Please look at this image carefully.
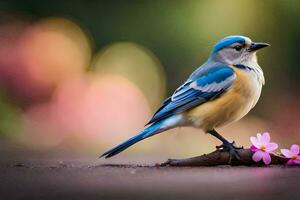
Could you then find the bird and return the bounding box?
[100,35,269,161]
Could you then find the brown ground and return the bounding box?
[1,140,300,200]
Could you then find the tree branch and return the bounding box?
[160,149,288,167]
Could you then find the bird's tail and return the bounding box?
[100,121,165,159]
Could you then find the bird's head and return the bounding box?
[210,35,269,65]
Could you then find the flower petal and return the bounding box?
[256,133,262,143]
[290,144,300,156]
[250,137,260,148]
[250,145,258,152]
[261,132,270,144]
[265,143,278,152]
[252,150,263,162]
[281,149,292,158]
[262,152,271,165]
[292,156,300,164]
[287,159,295,165]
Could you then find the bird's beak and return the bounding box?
[248,42,270,52]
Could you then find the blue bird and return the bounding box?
[101,35,269,161]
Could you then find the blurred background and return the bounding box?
[0,0,299,158]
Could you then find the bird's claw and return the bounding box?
[216,141,242,164]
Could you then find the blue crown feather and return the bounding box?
[212,35,247,54]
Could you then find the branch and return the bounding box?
[160,149,288,167]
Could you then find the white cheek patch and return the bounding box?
[218,50,233,65]
[244,37,252,46]
[190,74,236,92]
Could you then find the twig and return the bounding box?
[161,149,288,167]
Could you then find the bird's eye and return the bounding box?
[234,45,242,51]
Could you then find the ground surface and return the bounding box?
[1,141,300,200]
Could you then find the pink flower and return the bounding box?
[250,132,278,165]
[281,144,300,165]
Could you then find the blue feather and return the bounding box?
[195,67,234,86]
[212,35,246,53]
[147,66,235,125]
[100,121,163,158]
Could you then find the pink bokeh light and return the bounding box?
[20,74,152,150]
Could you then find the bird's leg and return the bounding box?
[208,129,243,163]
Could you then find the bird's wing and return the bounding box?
[146,65,236,125]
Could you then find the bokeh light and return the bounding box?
[19,17,92,93]
[20,74,151,151]
[91,42,166,110]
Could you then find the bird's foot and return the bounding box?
[216,141,243,164]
